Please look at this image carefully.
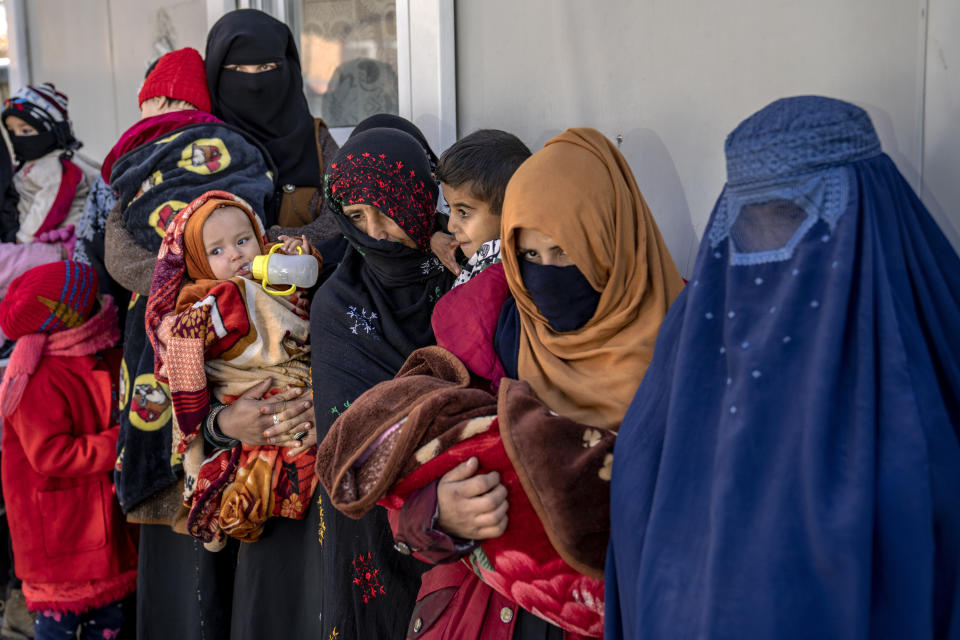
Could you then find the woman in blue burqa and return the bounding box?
[605,95,960,639]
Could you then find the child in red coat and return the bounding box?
[0,261,137,639]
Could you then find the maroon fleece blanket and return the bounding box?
[315,346,614,637]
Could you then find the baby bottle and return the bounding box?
[251,245,318,295]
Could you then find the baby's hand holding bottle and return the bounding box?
[252,242,319,293]
[276,234,313,256]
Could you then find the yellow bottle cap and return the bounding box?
[251,254,267,282]
[252,244,299,296]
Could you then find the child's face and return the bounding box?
[140,96,196,120]
[4,116,38,137]
[442,182,500,259]
[202,206,262,279]
[342,204,417,249]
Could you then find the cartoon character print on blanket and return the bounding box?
[111,124,276,516]
[316,346,614,637]
[147,200,188,237]
[181,139,229,175]
[110,122,276,252]
[115,294,180,512]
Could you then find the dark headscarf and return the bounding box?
[0,137,17,242]
[326,128,438,252]
[605,96,960,639]
[313,127,449,417]
[351,113,439,169]
[205,9,320,188]
[308,127,452,638]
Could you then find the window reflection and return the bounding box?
[295,0,399,127]
[0,2,10,103]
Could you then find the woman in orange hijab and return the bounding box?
[394,127,684,638]
[498,127,684,430]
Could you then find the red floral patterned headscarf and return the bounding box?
[324,127,438,251]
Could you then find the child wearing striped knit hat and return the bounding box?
[2,83,100,245]
[0,260,137,638]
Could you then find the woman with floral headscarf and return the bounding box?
[229,127,453,639]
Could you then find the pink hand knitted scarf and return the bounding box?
[0,296,120,417]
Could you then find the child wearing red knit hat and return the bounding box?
[73,47,219,312]
[138,47,212,116]
[95,42,276,527]
[100,47,218,184]
[0,261,137,639]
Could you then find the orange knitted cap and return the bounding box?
[138,47,212,113]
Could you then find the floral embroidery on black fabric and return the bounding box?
[324,128,438,252]
[347,305,378,335]
[420,256,444,276]
[317,496,326,546]
[351,552,386,604]
[329,401,352,418]
[427,286,444,304]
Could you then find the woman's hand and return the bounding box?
[430,231,461,276]
[287,428,317,457]
[216,378,315,447]
[277,234,314,256]
[436,457,508,540]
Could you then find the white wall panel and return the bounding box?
[24,0,208,161]
[16,0,958,265]
[107,1,209,141]
[455,0,947,275]
[922,0,960,248]
[25,0,118,161]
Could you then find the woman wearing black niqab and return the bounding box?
[206,9,341,235]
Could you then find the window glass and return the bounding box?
[292,0,399,127]
[0,3,10,103]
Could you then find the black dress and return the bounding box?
[231,127,451,639]
[137,526,237,640]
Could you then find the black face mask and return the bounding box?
[519,260,602,332]
[216,66,291,136]
[11,131,59,163]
